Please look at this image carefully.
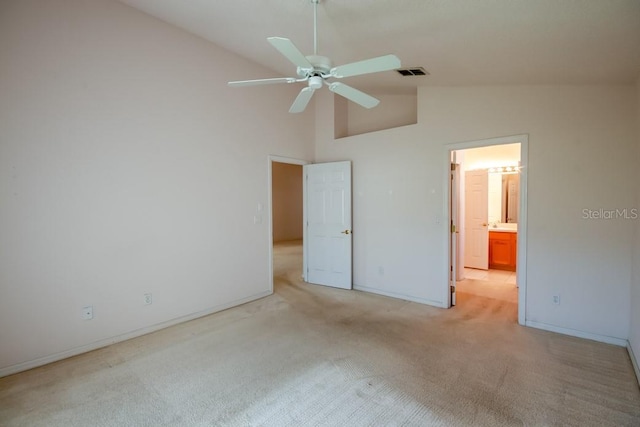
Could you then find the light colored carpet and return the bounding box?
[1,240,639,426]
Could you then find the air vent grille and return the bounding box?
[397,67,429,77]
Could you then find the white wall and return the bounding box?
[315,85,637,343]
[487,173,503,225]
[272,163,303,242]
[629,78,640,377]
[0,0,314,374]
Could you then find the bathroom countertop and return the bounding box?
[489,224,517,233]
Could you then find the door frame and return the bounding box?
[267,155,309,293]
[450,160,461,306]
[444,134,529,325]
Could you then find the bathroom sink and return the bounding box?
[490,223,517,232]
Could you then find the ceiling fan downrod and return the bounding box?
[312,0,319,55]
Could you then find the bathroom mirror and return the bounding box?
[501,174,519,223]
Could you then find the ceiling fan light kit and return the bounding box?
[308,76,323,90]
[227,0,402,113]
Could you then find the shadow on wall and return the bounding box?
[334,90,417,138]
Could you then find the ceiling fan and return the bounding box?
[227,0,401,113]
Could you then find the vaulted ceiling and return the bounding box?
[118,0,640,92]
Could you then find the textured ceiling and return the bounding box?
[118,0,640,91]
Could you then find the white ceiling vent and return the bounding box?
[396,67,429,76]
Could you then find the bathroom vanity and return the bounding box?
[488,226,517,271]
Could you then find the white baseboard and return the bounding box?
[353,284,447,308]
[627,341,640,388]
[525,320,628,347]
[0,290,272,378]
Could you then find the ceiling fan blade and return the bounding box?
[328,82,379,109]
[268,37,313,70]
[228,77,297,87]
[289,87,315,113]
[331,54,401,78]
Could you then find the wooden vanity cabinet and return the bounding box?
[489,231,517,271]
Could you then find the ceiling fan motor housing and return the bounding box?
[305,55,332,75]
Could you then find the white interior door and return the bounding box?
[304,161,352,289]
[464,169,489,270]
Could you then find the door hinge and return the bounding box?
[451,163,456,171]
[451,223,457,233]
[450,285,455,294]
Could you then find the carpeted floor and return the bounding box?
[1,240,639,426]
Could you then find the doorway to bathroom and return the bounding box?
[446,135,528,325]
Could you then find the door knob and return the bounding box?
[341,230,351,235]
[482,223,488,227]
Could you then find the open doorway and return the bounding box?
[268,156,307,294]
[268,157,353,294]
[446,135,528,325]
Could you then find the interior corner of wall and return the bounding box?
[334,95,348,140]
[314,90,335,147]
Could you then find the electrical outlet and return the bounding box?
[552,295,560,305]
[144,293,152,305]
[82,306,93,320]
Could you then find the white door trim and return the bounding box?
[267,155,309,294]
[450,161,461,306]
[443,134,529,326]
